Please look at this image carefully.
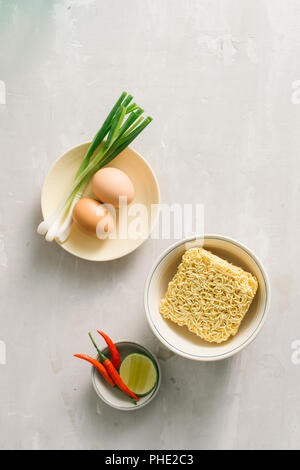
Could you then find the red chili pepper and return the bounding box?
[102,354,139,401]
[74,354,115,387]
[88,333,139,401]
[97,330,121,369]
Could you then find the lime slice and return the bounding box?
[119,353,158,397]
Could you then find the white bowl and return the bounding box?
[41,143,160,261]
[144,235,271,361]
[91,341,161,411]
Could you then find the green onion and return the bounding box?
[37,92,152,242]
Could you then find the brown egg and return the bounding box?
[72,198,114,239]
[92,167,135,208]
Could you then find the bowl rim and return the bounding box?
[40,142,161,262]
[91,341,161,410]
[144,234,271,361]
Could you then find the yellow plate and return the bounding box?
[41,143,160,261]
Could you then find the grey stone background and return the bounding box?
[0,0,299,450]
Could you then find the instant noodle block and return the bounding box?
[159,248,258,343]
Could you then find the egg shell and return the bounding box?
[92,167,135,208]
[72,198,114,239]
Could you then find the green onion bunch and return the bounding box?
[37,92,152,242]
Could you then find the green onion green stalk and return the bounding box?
[37,92,152,242]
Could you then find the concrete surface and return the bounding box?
[0,0,300,450]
